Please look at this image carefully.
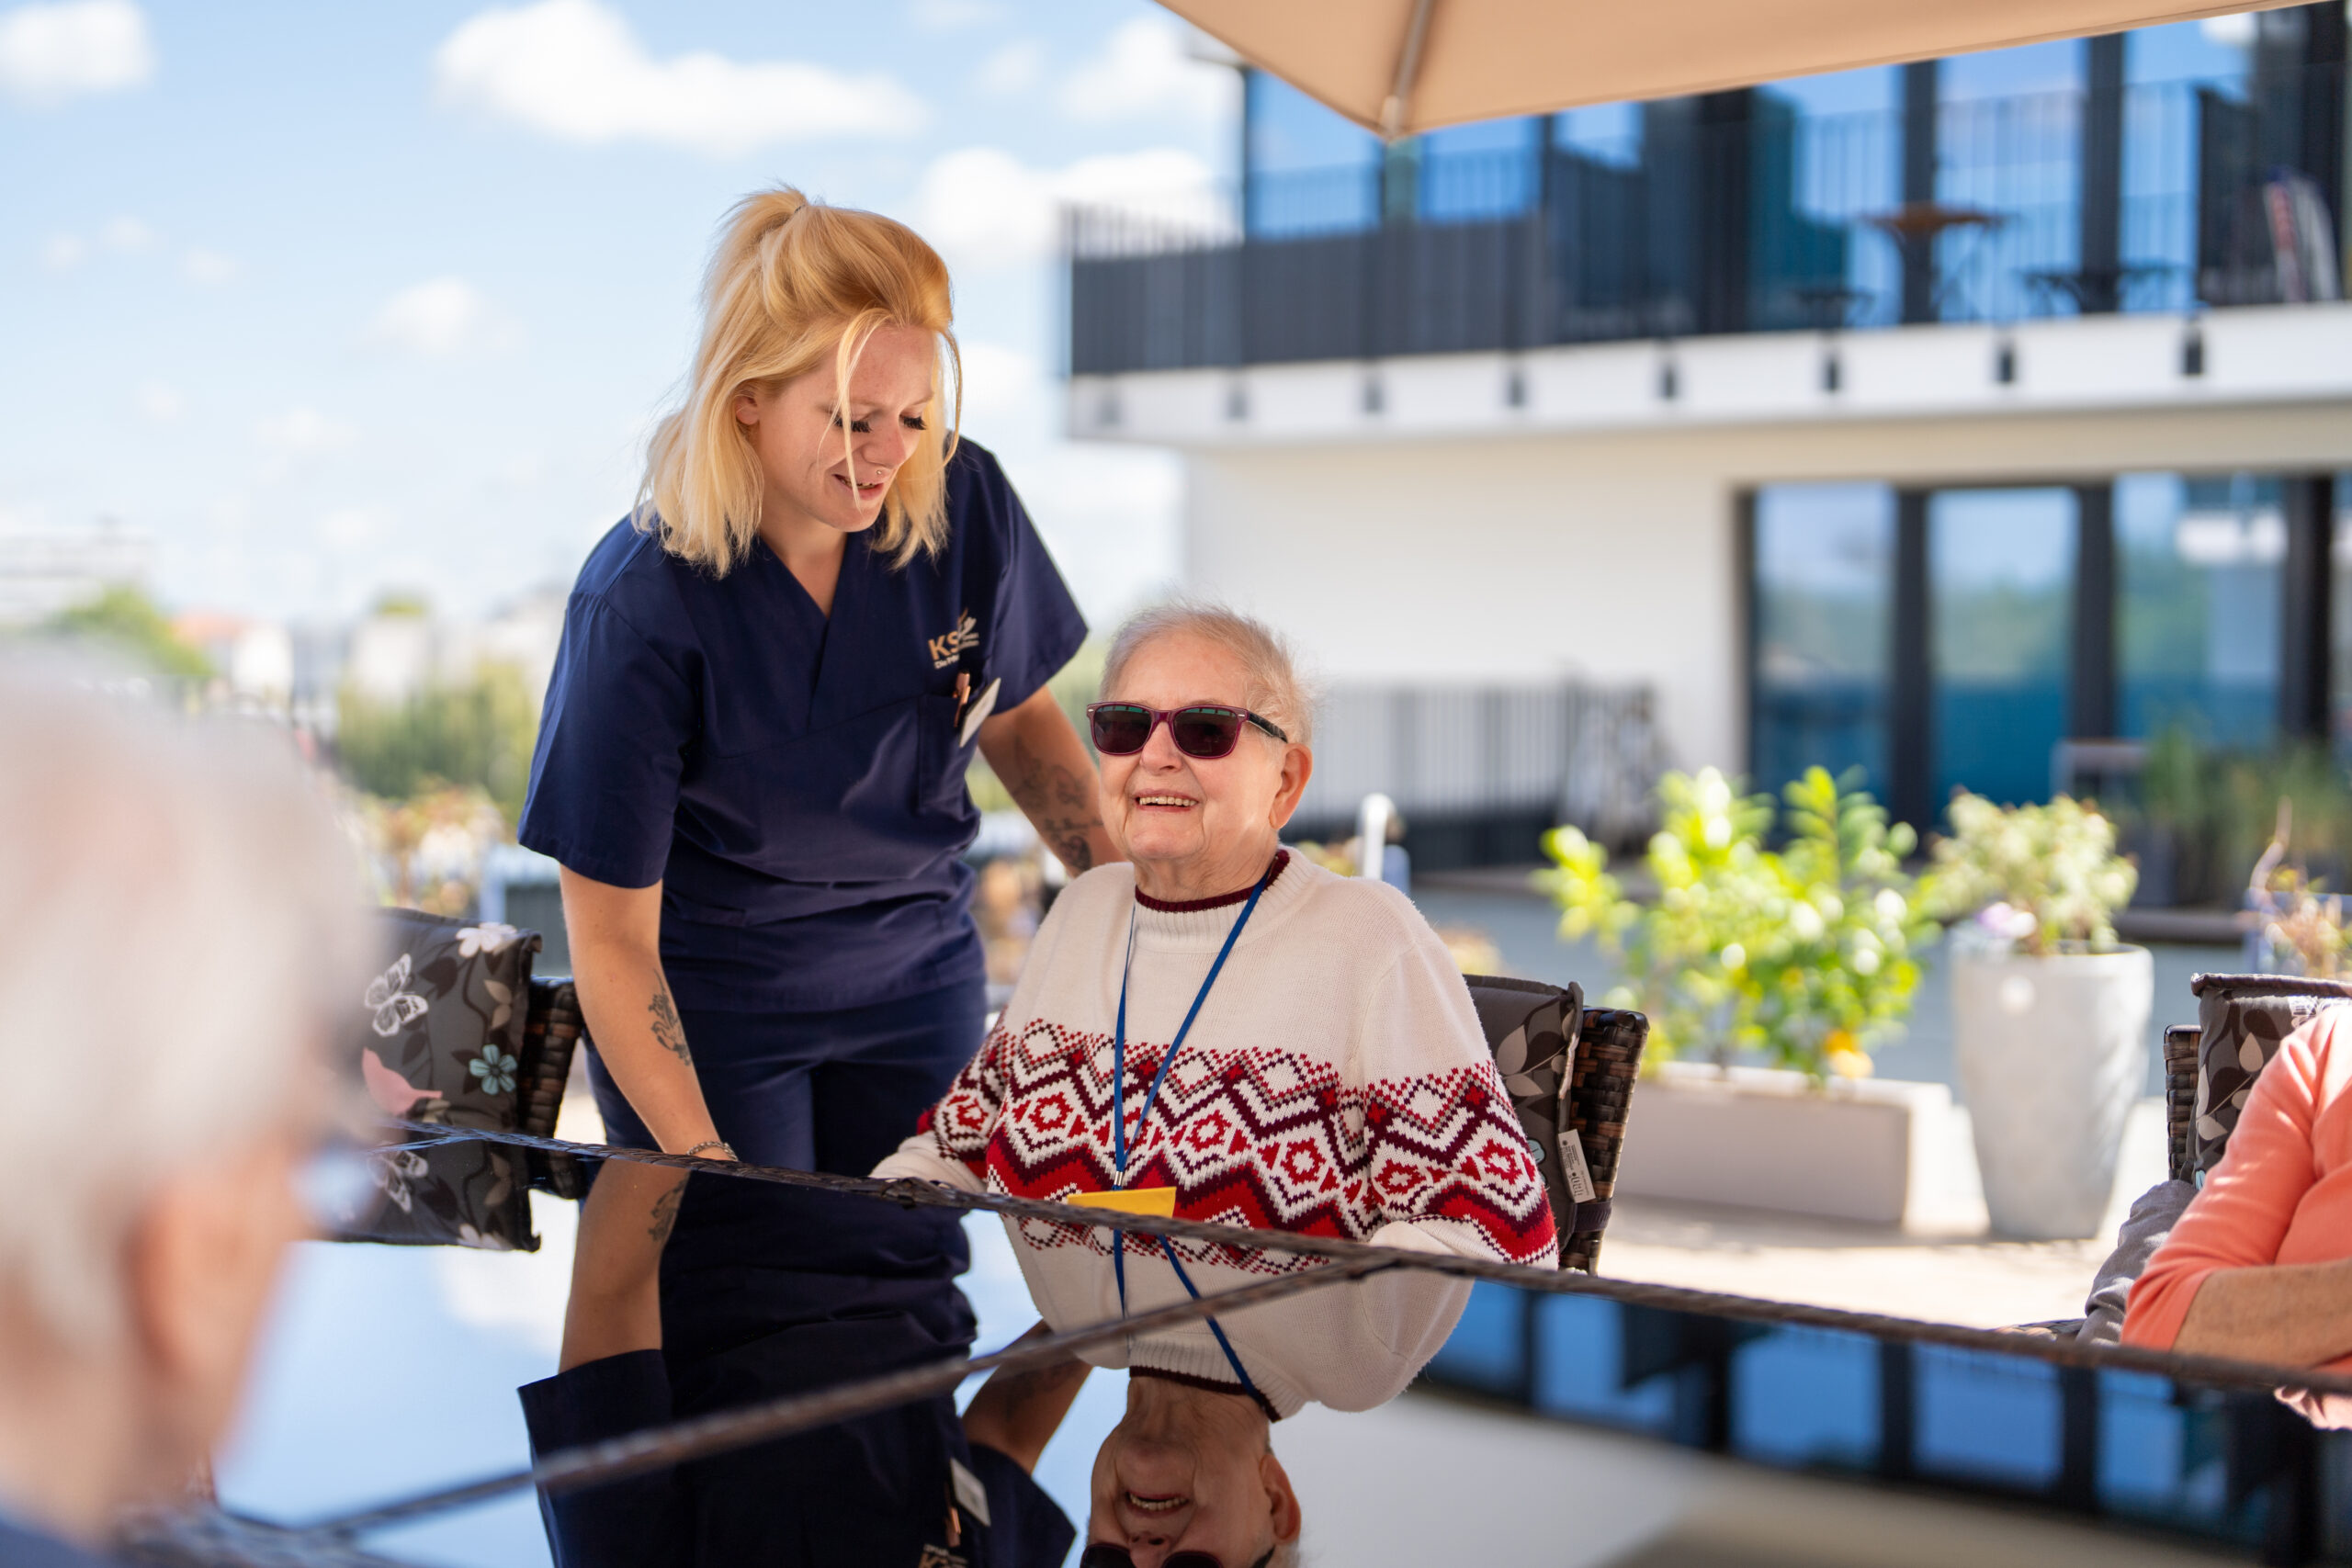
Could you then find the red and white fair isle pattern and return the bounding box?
[916,1015,1558,1274]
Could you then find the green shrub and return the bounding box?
[1919,792,2138,954]
[336,666,538,826]
[38,586,210,679]
[1541,766,1932,1079]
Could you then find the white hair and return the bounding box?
[1101,600,1317,748]
[0,670,370,1345]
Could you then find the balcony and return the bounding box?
[1067,67,2348,379]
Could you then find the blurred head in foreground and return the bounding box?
[0,671,368,1548]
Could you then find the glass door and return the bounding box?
[1752,484,1894,799]
[1929,488,2076,808]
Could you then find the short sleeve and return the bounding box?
[977,457,1087,710]
[518,596,695,889]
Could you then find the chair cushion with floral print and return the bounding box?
[345,908,545,1251]
[2188,973,2352,1179]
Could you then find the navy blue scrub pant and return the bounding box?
[586,975,988,1178]
[518,1184,1073,1568]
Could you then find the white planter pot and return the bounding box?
[1612,1063,1951,1225]
[1950,944,2153,1240]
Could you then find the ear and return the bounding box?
[1267,744,1313,832]
[1259,1449,1303,1545]
[733,389,763,427]
[126,1141,302,1458]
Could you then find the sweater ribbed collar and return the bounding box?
[1132,849,1289,913]
[1128,850,1311,952]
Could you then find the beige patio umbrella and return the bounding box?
[1159,0,2303,137]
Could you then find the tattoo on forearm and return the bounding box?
[986,1359,1085,1422]
[647,1181,684,1245]
[649,988,691,1066]
[1004,736,1102,873]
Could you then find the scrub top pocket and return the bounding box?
[913,690,979,820]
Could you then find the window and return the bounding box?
[1930,489,2077,807]
[2118,472,2281,747]
[1751,484,1894,798]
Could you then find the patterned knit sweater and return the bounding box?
[876,852,1558,1418]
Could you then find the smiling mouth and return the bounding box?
[1125,1491,1188,1515]
[1135,795,1196,809]
[831,471,889,495]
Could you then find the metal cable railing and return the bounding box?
[125,1121,2352,1565]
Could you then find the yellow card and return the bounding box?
[1066,1187,1178,1216]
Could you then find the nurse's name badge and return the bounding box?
[1067,1186,1178,1217]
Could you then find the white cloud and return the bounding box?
[914,145,1222,268]
[182,246,237,285]
[0,0,153,108]
[365,276,517,357]
[954,340,1045,424]
[40,231,83,270]
[322,507,384,551]
[2200,12,2256,46]
[432,0,928,158]
[907,0,1002,32]
[255,406,354,455]
[99,212,151,251]
[1057,17,1234,127]
[977,39,1043,96]
[134,378,180,422]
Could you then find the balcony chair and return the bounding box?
[2034,973,2352,1342]
[1464,975,1649,1274]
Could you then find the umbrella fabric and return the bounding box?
[1159,0,2301,137]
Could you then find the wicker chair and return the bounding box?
[2034,973,2352,1342]
[1463,974,1648,1274]
[517,977,589,1198]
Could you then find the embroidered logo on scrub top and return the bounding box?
[928,609,979,670]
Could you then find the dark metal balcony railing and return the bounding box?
[1067,68,2348,378]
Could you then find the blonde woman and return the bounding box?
[515,188,1110,1562]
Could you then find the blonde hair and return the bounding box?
[1102,600,1317,747]
[639,186,962,575]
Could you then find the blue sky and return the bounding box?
[2,2,2258,633]
[3,0,1235,628]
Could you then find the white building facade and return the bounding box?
[1064,11,2352,863]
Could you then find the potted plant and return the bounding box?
[1543,767,1949,1224]
[1923,792,2147,1240]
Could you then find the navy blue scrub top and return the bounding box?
[520,440,1086,1014]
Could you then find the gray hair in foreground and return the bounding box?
[0,670,371,1346]
[1100,600,1316,748]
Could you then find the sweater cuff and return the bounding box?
[1374,1217,1559,1269]
[874,1145,984,1192]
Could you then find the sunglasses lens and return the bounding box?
[1078,1550,1137,1568]
[1164,1556,1227,1568]
[1090,706,1153,755]
[1170,709,1244,759]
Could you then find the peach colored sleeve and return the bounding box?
[2122,1013,2331,1350]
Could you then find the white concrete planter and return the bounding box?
[1611,1062,1951,1225]
[1950,944,2154,1241]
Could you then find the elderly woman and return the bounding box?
[0,672,369,1564]
[2124,1007,2352,1419]
[876,602,1556,1564]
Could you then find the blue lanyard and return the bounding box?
[1107,863,1276,1416]
[1110,868,1271,1187]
